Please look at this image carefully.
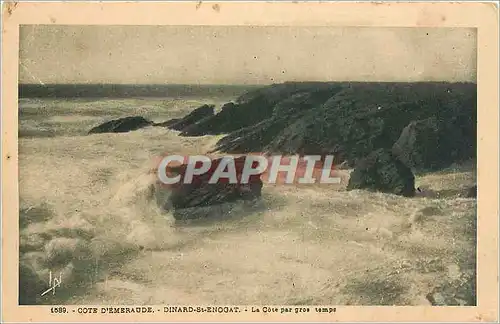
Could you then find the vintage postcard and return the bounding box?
[1,1,499,323]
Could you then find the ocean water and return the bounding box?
[18,96,477,305]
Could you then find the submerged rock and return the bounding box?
[153,155,263,219]
[88,116,153,134]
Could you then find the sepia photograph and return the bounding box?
[2,1,498,323]
[17,24,478,307]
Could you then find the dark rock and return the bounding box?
[465,185,477,198]
[392,118,440,170]
[180,82,340,137]
[154,156,263,219]
[337,161,350,170]
[347,148,416,197]
[220,102,236,112]
[210,89,341,153]
[276,83,473,167]
[88,116,153,134]
[163,104,214,131]
[167,176,263,215]
[392,115,476,171]
[152,118,180,127]
[207,82,475,171]
[177,115,217,137]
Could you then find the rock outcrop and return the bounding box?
[179,82,341,137]
[201,82,476,172]
[152,118,180,128]
[392,116,475,172]
[156,104,215,132]
[88,116,153,134]
[155,81,476,197]
[210,90,338,154]
[346,148,416,197]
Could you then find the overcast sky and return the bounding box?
[19,25,477,85]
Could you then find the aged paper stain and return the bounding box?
[212,3,220,12]
[196,1,202,10]
[416,7,447,26]
[4,1,18,17]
